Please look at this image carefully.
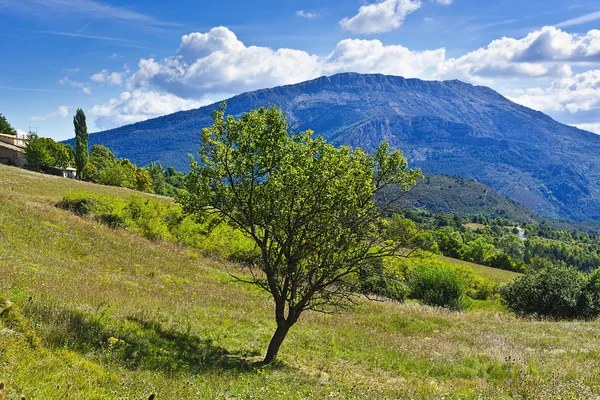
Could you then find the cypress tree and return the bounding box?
[74,108,88,179]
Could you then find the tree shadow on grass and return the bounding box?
[36,305,278,375]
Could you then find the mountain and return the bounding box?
[68,73,600,221]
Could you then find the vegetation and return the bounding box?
[0,113,16,136]
[392,174,538,223]
[3,163,600,399]
[74,108,89,180]
[501,264,600,319]
[84,145,154,193]
[178,104,422,363]
[407,264,471,311]
[23,133,75,169]
[146,162,185,196]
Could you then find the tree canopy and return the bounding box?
[0,113,17,136]
[24,133,75,169]
[178,104,421,363]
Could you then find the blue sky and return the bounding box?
[1,0,600,140]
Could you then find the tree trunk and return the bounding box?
[263,323,291,364]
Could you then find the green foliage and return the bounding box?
[407,264,472,311]
[0,113,17,135]
[85,145,154,193]
[460,236,495,265]
[74,109,89,180]
[146,162,185,196]
[57,192,255,259]
[178,103,421,362]
[359,258,408,302]
[24,133,75,169]
[500,265,600,319]
[57,195,99,216]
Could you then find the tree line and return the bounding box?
[19,109,184,196]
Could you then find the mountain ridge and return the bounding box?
[66,72,600,221]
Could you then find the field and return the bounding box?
[1,164,600,399]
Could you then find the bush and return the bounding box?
[407,265,472,311]
[96,213,126,229]
[500,265,594,319]
[57,196,99,216]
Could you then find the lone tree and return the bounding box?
[74,108,89,179]
[178,104,421,363]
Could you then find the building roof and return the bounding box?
[0,141,25,152]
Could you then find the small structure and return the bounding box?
[0,133,27,167]
[41,165,77,179]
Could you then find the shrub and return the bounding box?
[500,265,591,319]
[356,258,409,302]
[96,213,126,229]
[407,265,472,311]
[57,196,99,216]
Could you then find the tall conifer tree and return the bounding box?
[74,108,88,179]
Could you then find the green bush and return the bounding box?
[96,213,126,229]
[407,265,472,311]
[500,265,594,319]
[57,196,99,216]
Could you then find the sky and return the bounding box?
[1,0,600,140]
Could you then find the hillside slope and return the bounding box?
[3,164,600,399]
[68,73,600,221]
[398,174,538,223]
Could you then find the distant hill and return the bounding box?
[396,174,538,223]
[66,73,600,221]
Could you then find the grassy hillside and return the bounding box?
[1,165,600,399]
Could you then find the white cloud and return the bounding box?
[91,69,124,86]
[511,70,600,114]
[32,105,69,121]
[92,26,600,131]
[89,90,209,130]
[127,27,444,99]
[323,38,445,77]
[339,0,422,34]
[435,0,452,4]
[573,123,600,134]
[296,10,319,19]
[436,27,600,82]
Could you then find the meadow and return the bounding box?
[1,164,600,399]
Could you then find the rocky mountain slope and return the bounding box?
[68,73,600,221]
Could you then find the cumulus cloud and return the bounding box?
[339,0,422,34]
[91,26,600,130]
[437,27,600,82]
[323,38,445,77]
[89,90,209,130]
[32,105,69,121]
[511,70,600,114]
[296,10,319,19]
[126,27,443,99]
[91,69,124,85]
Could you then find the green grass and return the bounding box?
[1,164,600,399]
[439,255,521,284]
